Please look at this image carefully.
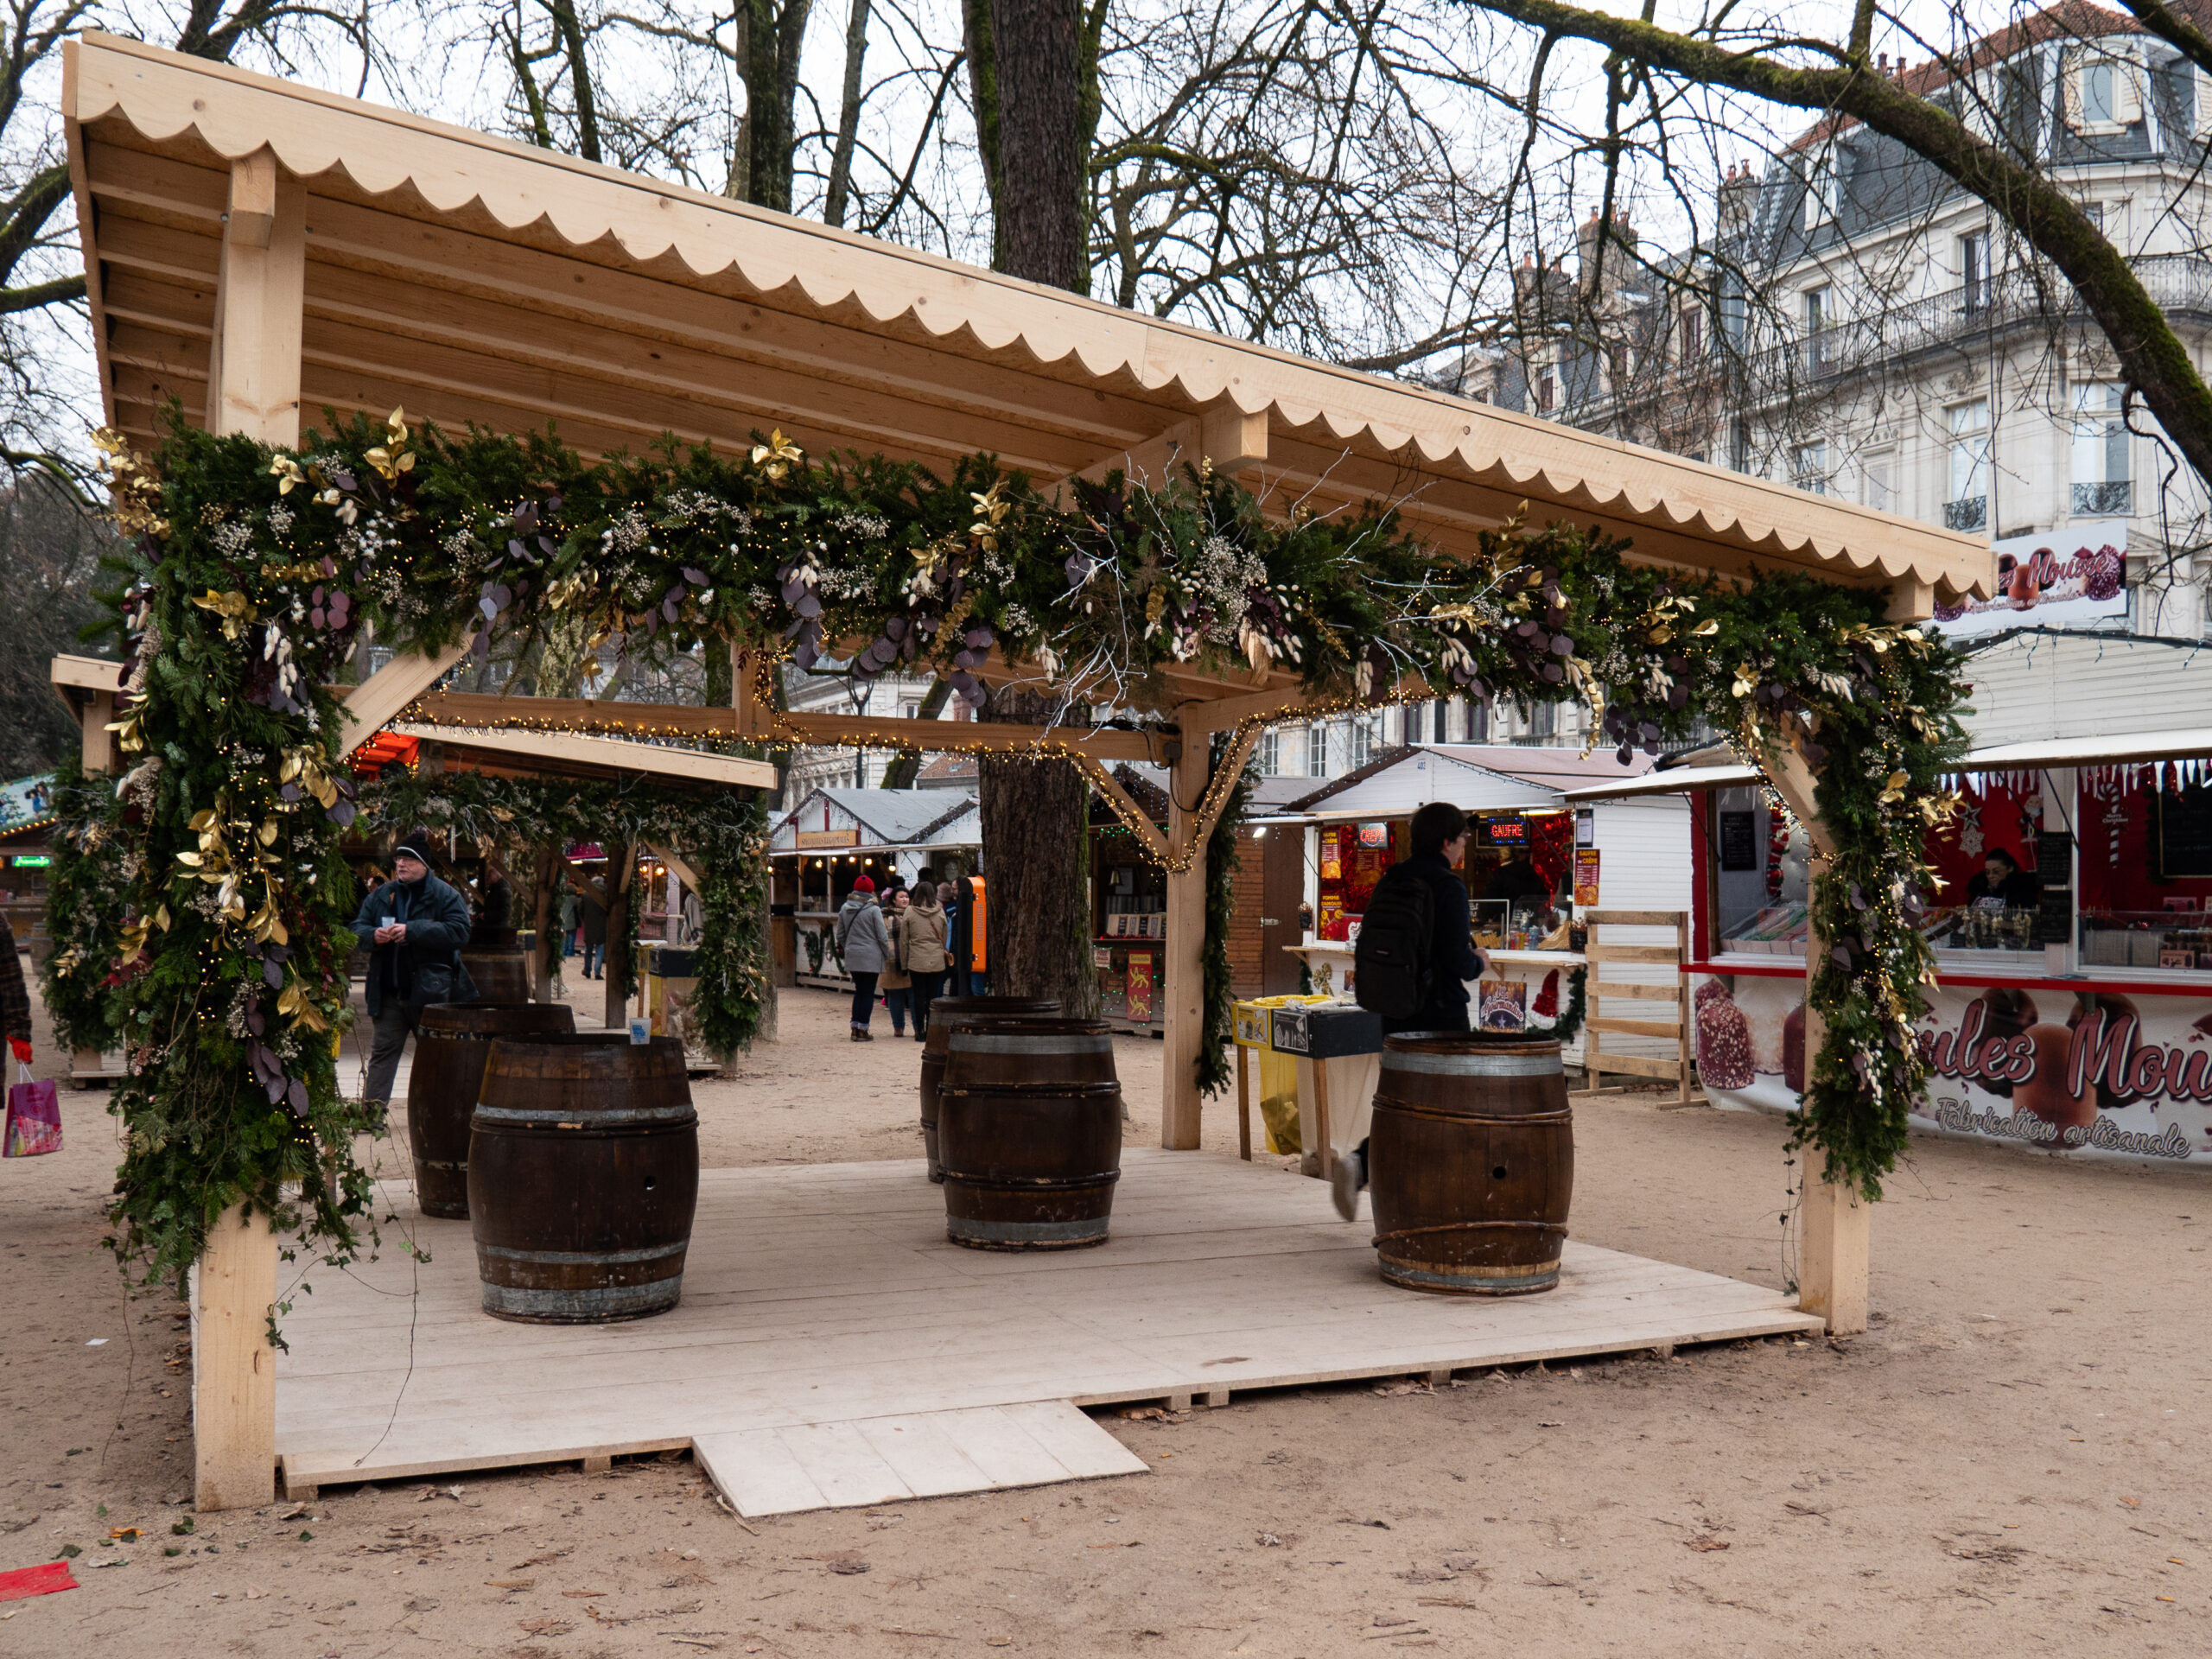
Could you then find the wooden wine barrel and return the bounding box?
[1367,1033,1573,1296]
[407,1001,576,1218]
[918,996,1060,1182]
[937,1018,1121,1249]
[460,925,533,1007]
[468,1034,700,1322]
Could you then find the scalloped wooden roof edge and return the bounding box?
[66,31,1994,607]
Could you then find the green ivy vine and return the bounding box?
[73,405,1965,1292]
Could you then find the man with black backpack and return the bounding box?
[1338,801,1488,1218]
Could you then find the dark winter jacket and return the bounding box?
[351,871,473,1016]
[1391,850,1487,1022]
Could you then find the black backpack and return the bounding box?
[1354,863,1435,1019]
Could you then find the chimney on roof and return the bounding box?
[1718,161,1759,246]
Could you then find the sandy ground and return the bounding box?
[4,962,2210,1656]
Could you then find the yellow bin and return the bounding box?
[1233,995,1331,1155]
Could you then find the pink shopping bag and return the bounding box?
[3,1065,60,1157]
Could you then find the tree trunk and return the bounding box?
[530,845,559,1002]
[825,0,872,228]
[979,687,1100,1017]
[982,0,1085,289]
[603,843,632,1031]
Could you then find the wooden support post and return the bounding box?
[187,148,308,1514]
[194,1203,278,1511]
[1313,1058,1334,1180]
[207,149,306,444]
[1236,1042,1252,1162]
[80,689,115,775]
[1757,749,1866,1335]
[1160,740,1209,1150]
[1799,1147,1870,1335]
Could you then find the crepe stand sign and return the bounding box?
[1693,973,2212,1164]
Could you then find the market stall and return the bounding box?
[1575,733,2212,1167]
[770,787,980,989]
[1273,745,1691,1067]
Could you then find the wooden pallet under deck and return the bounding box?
[275,1149,1821,1515]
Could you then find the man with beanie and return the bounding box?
[352,834,474,1105]
[834,874,892,1041]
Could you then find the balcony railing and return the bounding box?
[1741,255,2212,395]
[1943,496,1987,531]
[2071,480,2132,516]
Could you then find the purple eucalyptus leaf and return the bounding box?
[320,556,338,578]
[537,536,556,557]
[508,537,527,561]
[245,1003,264,1037]
[280,782,302,803]
[1832,945,1854,969]
[795,593,822,618]
[514,502,538,532]
[309,608,326,630]
[329,471,358,493]
[480,596,499,622]
[663,596,679,624]
[265,1077,287,1105]
[884,617,906,641]
[287,1077,309,1116]
[264,957,284,988]
[327,799,357,829]
[1541,664,1563,683]
[683,567,709,586]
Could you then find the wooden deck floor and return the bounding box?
[276,1148,1822,1514]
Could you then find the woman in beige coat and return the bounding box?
[898,883,950,1040]
[879,889,914,1037]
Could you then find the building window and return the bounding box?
[1862,449,1894,513]
[2072,383,2131,516]
[1347,715,1381,771]
[1536,367,1556,411]
[1257,728,1281,775]
[1678,305,1703,366]
[1792,441,1829,496]
[1465,698,1488,742]
[1945,399,1989,532]
[2069,49,2141,133]
[900,699,920,721]
[1802,286,1834,372]
[1959,231,1990,312]
[1803,151,1837,230]
[1306,723,1327,779]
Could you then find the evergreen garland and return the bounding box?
[1198,738,1258,1098]
[36,752,133,1057]
[74,406,1967,1294]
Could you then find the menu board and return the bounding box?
[1719,809,1759,872]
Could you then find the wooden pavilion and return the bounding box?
[61,32,1992,1510]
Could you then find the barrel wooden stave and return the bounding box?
[1367,1033,1573,1296]
[458,944,533,1007]
[406,1002,576,1217]
[918,996,1059,1183]
[468,1034,700,1322]
[938,1019,1121,1250]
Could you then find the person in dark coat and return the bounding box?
[1334,800,1487,1219]
[351,835,473,1105]
[1483,846,1550,909]
[1965,847,2040,910]
[579,884,609,978]
[1,911,32,1068]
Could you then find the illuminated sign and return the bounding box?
[9,855,50,868]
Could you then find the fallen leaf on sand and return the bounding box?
[562,1588,608,1598]
[519,1618,574,1636]
[1684,1535,1730,1552]
[2120,1497,2142,1510]
[486,1578,536,1590]
[1537,1421,1564,1428]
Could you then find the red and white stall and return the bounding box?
[1571,729,2212,1167]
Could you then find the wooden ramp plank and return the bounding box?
[691,1429,829,1518]
[698,1404,1146,1516]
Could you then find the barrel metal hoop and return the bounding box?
[948,1216,1111,1245]
[938,1084,1124,1101]
[1373,1100,1574,1128]
[473,1105,697,1128]
[1371,1220,1567,1246]
[940,1171,1122,1194]
[477,1241,690,1267]
[1380,1051,1562,1078]
[947,1033,1116,1056]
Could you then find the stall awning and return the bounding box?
[67,31,1993,613]
[1957,729,2212,769]
[1562,762,1762,803]
[1564,729,2212,804]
